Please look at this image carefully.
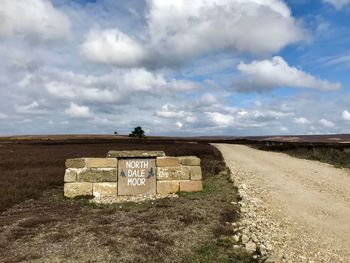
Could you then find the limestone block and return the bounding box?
[189,166,202,181]
[64,182,92,198]
[65,158,86,168]
[157,181,180,194]
[85,158,117,168]
[178,156,200,166]
[179,180,203,192]
[174,166,190,180]
[107,150,165,158]
[77,168,118,182]
[157,167,172,180]
[157,167,190,180]
[64,168,80,182]
[156,157,180,167]
[93,183,118,198]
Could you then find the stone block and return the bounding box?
[64,182,92,198]
[107,150,165,158]
[178,156,200,166]
[179,180,203,192]
[157,167,190,180]
[190,166,202,180]
[77,168,118,182]
[118,158,156,196]
[65,158,86,168]
[156,157,180,167]
[157,181,180,194]
[85,158,117,168]
[93,183,118,198]
[64,168,80,182]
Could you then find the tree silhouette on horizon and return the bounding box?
[129,126,145,139]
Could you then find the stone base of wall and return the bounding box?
[64,151,203,199]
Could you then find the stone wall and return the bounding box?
[64,151,202,198]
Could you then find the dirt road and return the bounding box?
[214,144,350,262]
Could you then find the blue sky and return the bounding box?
[0,0,350,136]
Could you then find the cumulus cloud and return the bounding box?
[323,0,350,9]
[168,80,198,91]
[0,0,347,136]
[17,67,196,106]
[80,28,145,67]
[0,0,70,41]
[148,0,304,55]
[198,93,218,107]
[121,69,166,91]
[294,117,310,125]
[206,112,234,127]
[155,104,192,119]
[319,118,335,128]
[80,0,305,67]
[342,110,350,121]
[65,103,92,119]
[236,56,342,92]
[176,122,183,129]
[15,101,47,115]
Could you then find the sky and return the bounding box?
[0,0,350,136]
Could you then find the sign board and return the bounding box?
[118,158,156,195]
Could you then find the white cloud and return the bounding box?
[323,0,350,9]
[236,56,342,92]
[342,110,350,121]
[80,28,145,67]
[0,113,8,119]
[176,121,183,129]
[198,93,218,107]
[15,101,46,115]
[122,69,166,91]
[65,103,92,119]
[235,109,291,124]
[280,126,289,133]
[325,54,350,66]
[1,1,348,137]
[294,117,310,125]
[168,80,198,91]
[206,112,234,127]
[80,0,305,67]
[22,68,197,105]
[0,0,70,41]
[319,118,335,128]
[148,0,304,55]
[155,104,191,119]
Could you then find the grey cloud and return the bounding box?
[79,0,306,68]
[0,0,348,137]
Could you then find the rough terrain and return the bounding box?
[0,140,246,262]
[214,143,350,262]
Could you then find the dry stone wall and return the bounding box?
[64,151,202,198]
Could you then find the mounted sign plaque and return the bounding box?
[117,158,156,196]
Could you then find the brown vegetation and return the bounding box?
[0,138,224,212]
[0,138,250,262]
[254,142,350,169]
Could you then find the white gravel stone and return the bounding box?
[90,193,178,204]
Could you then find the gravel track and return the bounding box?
[214,144,350,262]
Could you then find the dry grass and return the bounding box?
[0,138,250,263]
[254,142,350,169]
[0,138,224,212]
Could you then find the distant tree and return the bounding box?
[114,131,118,135]
[129,126,145,138]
